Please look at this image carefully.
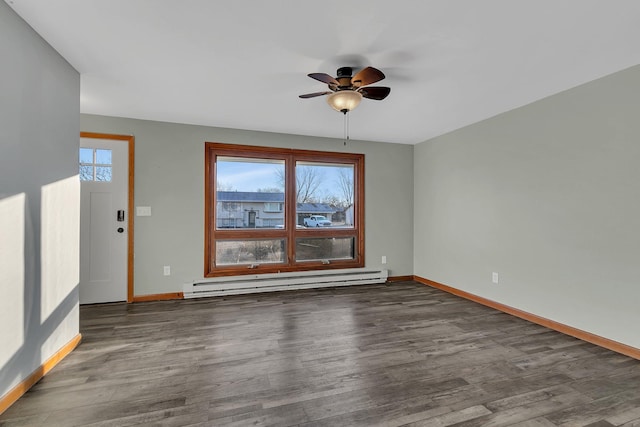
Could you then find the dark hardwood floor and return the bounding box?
[2,281,640,426]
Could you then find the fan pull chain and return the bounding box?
[343,111,350,146]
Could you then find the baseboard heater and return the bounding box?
[183,268,388,298]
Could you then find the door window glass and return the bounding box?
[79,148,112,182]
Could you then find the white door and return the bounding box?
[79,137,128,304]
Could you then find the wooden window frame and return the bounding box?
[205,142,364,277]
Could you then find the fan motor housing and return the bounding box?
[336,67,353,77]
[335,67,354,88]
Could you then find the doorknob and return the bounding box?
[117,227,124,233]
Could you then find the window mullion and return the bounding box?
[285,153,296,265]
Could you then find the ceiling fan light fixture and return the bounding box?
[326,90,362,113]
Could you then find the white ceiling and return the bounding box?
[6,1,640,144]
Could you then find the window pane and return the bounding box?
[79,148,93,164]
[296,237,355,261]
[295,162,354,229]
[216,157,285,229]
[216,239,286,266]
[79,165,93,181]
[95,166,112,182]
[95,149,112,165]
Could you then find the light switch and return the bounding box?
[136,206,152,216]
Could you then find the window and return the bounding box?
[79,148,112,182]
[205,143,364,276]
[264,202,283,212]
[221,202,240,211]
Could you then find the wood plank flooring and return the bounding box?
[2,281,640,426]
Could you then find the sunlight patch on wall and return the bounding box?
[0,193,25,367]
[41,176,80,321]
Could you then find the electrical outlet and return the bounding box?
[492,272,499,284]
[163,265,171,276]
[381,255,387,265]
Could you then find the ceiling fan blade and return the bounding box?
[299,91,332,99]
[308,73,339,85]
[351,66,385,87]
[358,86,391,100]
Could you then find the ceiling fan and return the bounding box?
[299,66,391,113]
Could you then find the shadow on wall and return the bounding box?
[0,175,80,402]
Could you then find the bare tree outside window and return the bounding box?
[321,194,343,207]
[95,167,112,182]
[79,165,93,181]
[276,166,324,203]
[217,181,235,191]
[296,166,324,203]
[336,168,354,207]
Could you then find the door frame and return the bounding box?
[80,132,135,302]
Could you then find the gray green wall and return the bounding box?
[79,115,415,295]
[0,3,80,398]
[414,65,640,349]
